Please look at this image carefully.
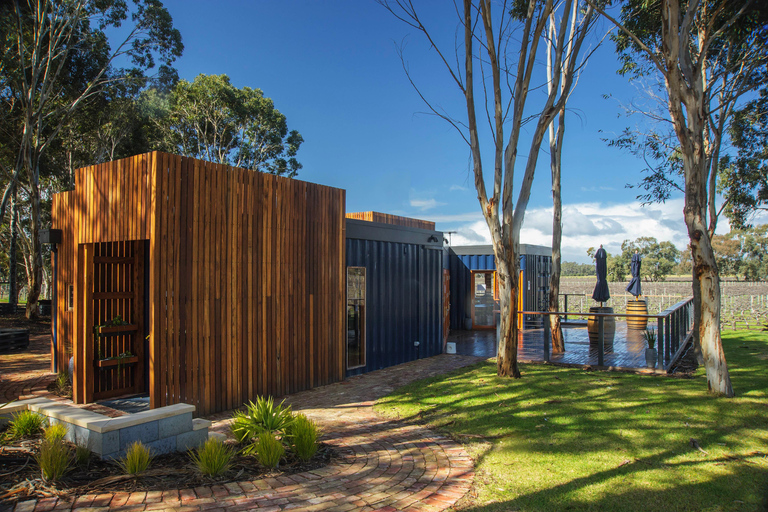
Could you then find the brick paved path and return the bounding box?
[0,333,56,403]
[8,354,484,512]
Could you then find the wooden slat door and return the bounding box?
[90,240,145,400]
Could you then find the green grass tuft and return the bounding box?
[44,423,67,442]
[35,439,72,481]
[254,432,285,469]
[8,410,46,439]
[189,438,235,477]
[286,413,320,462]
[117,441,153,475]
[375,331,768,512]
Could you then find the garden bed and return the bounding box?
[0,432,335,506]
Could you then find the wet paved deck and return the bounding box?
[450,322,663,370]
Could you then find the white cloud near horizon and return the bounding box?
[441,198,703,263]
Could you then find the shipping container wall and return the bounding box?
[448,248,551,330]
[346,238,443,377]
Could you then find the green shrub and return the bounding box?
[44,423,68,442]
[286,413,320,462]
[189,438,235,477]
[75,445,92,466]
[231,396,293,445]
[644,328,657,349]
[230,409,251,443]
[117,441,152,475]
[254,432,285,468]
[35,439,72,481]
[8,410,46,439]
[55,371,69,390]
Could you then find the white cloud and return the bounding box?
[409,198,445,211]
[438,198,694,263]
[449,184,469,192]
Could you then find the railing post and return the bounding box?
[598,315,605,367]
[657,317,664,369]
[564,295,568,321]
[543,313,550,362]
[665,315,672,363]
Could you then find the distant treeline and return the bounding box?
[561,262,595,276]
[561,227,768,282]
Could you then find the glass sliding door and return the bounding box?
[346,267,366,369]
[472,270,497,329]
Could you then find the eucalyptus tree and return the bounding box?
[546,2,602,353]
[590,0,768,395]
[0,0,182,318]
[152,74,303,177]
[382,0,597,377]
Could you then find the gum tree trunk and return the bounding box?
[496,256,521,377]
[8,190,19,307]
[661,0,732,396]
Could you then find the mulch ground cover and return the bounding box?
[0,431,336,507]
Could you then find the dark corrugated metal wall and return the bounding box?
[448,251,472,329]
[346,239,443,377]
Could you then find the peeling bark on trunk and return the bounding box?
[496,257,521,377]
[660,0,733,397]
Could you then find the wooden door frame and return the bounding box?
[73,240,147,404]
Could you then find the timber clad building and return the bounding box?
[50,152,550,417]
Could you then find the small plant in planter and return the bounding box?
[644,328,658,369]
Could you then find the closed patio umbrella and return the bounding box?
[592,245,610,304]
[626,251,642,297]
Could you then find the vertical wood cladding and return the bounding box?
[346,211,435,231]
[52,152,346,416]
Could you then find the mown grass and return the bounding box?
[375,331,768,511]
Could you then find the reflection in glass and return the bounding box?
[347,267,366,369]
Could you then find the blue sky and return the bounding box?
[156,0,732,263]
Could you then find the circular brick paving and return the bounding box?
[7,354,483,512]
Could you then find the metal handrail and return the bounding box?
[517,297,694,370]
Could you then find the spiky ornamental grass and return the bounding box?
[8,410,46,439]
[189,438,235,477]
[35,439,72,482]
[254,432,285,469]
[231,396,293,454]
[286,413,320,462]
[117,441,153,475]
[43,423,67,442]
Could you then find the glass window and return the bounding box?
[347,267,365,369]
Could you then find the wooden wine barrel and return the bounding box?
[626,299,649,330]
[587,306,615,344]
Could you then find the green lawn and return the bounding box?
[375,332,768,511]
